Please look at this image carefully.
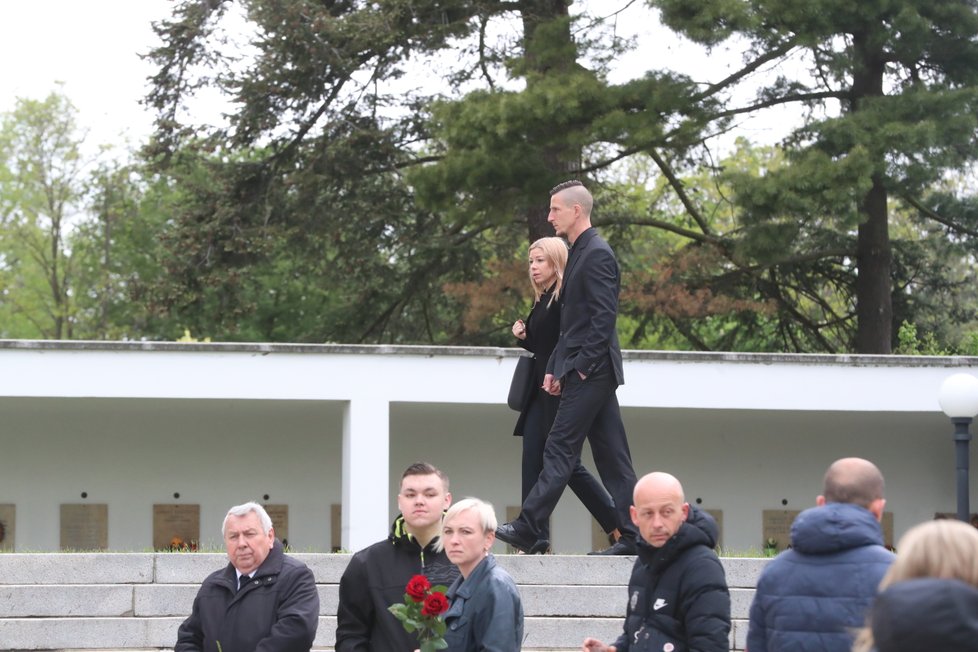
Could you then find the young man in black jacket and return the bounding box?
[335,462,459,652]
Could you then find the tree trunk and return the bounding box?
[855,174,892,353]
[520,0,578,245]
[527,203,555,243]
[851,31,892,353]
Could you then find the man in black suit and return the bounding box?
[497,180,639,555]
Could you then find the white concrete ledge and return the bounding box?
[523,617,623,649]
[495,554,634,585]
[0,617,182,649]
[0,586,133,618]
[721,557,767,586]
[132,586,197,617]
[519,586,625,617]
[730,587,753,619]
[0,554,153,584]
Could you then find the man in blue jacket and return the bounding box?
[747,457,895,652]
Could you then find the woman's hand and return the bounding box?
[512,319,527,340]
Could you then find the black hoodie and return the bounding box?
[335,515,459,652]
[614,506,730,652]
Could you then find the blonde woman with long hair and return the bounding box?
[509,237,617,553]
[853,519,978,652]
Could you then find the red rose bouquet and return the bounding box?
[388,574,451,651]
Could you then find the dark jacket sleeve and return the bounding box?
[258,562,319,652]
[612,632,630,651]
[174,591,205,652]
[335,553,372,652]
[574,246,619,376]
[681,554,731,652]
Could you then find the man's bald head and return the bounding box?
[821,457,885,511]
[634,471,685,505]
[631,472,689,548]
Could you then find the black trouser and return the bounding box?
[517,368,638,542]
[521,390,618,539]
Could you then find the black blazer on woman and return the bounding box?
[512,285,559,437]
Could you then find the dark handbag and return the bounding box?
[507,356,535,411]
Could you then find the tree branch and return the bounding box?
[647,148,712,236]
[478,15,496,91]
[599,216,724,245]
[903,193,978,239]
[693,39,798,101]
[714,90,849,121]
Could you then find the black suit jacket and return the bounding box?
[546,227,625,385]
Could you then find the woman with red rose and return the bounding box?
[438,498,523,651]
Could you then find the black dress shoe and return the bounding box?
[495,522,539,553]
[588,539,638,556]
[516,539,551,555]
[529,539,551,554]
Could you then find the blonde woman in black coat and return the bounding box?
[511,237,617,553]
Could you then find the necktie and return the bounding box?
[238,574,251,591]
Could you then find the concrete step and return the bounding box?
[0,553,765,650]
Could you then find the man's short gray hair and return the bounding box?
[222,501,273,537]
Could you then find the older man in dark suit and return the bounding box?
[497,180,640,555]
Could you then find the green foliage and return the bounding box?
[895,321,941,355]
[649,0,978,353]
[5,0,978,353]
[0,91,85,339]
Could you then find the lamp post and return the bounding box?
[938,373,978,523]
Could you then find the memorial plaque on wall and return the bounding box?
[264,504,289,547]
[762,509,801,553]
[935,512,978,531]
[153,504,200,551]
[703,509,724,549]
[331,504,342,552]
[0,504,14,551]
[763,509,894,552]
[881,512,894,549]
[61,503,108,551]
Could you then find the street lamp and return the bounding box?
[938,373,978,523]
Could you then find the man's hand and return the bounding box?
[543,373,561,396]
[582,638,615,652]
